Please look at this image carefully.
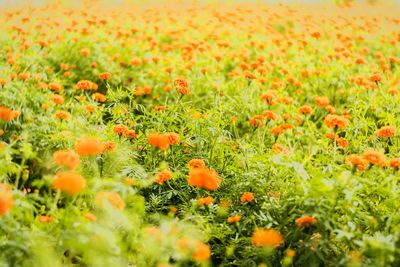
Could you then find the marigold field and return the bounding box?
[0,0,400,266]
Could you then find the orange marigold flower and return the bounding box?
[153,105,167,112]
[113,124,129,136]
[80,48,90,56]
[363,149,387,167]
[51,94,64,105]
[295,216,317,228]
[240,192,254,203]
[0,184,13,215]
[188,167,221,191]
[369,72,382,83]
[262,110,277,121]
[298,105,313,115]
[102,141,116,152]
[53,150,80,169]
[85,105,97,113]
[147,133,170,150]
[166,132,180,145]
[314,96,330,107]
[260,90,277,105]
[188,159,206,169]
[389,158,400,171]
[336,137,348,148]
[76,80,98,90]
[376,126,396,138]
[325,105,336,114]
[227,215,241,223]
[325,132,339,140]
[99,72,111,80]
[0,130,4,136]
[92,92,106,103]
[193,242,211,262]
[0,79,7,86]
[55,110,70,120]
[155,169,173,185]
[272,144,289,154]
[49,82,62,92]
[324,114,348,129]
[271,126,284,135]
[75,137,104,156]
[95,191,125,210]
[346,154,368,171]
[53,171,86,195]
[198,196,214,207]
[125,130,138,139]
[174,78,190,95]
[249,115,264,128]
[38,215,52,223]
[0,106,19,122]
[251,229,284,248]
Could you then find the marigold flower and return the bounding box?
[38,215,52,223]
[314,96,330,107]
[363,149,386,167]
[240,192,254,203]
[76,80,98,90]
[251,229,284,248]
[336,137,348,148]
[346,154,368,171]
[80,48,90,56]
[51,94,64,105]
[376,126,396,138]
[125,130,137,139]
[155,169,173,185]
[298,105,313,115]
[49,82,62,92]
[249,115,264,128]
[0,79,7,86]
[227,215,241,223]
[92,92,106,103]
[198,196,214,207]
[0,106,19,122]
[193,242,211,262]
[295,216,317,228]
[389,158,400,171]
[147,133,170,150]
[153,105,167,112]
[53,171,86,195]
[188,159,206,169]
[55,110,70,120]
[95,191,125,210]
[166,132,180,145]
[0,184,13,215]
[99,72,111,80]
[272,144,289,154]
[188,167,221,191]
[113,124,129,136]
[174,78,190,95]
[75,137,104,156]
[260,90,277,105]
[53,150,80,169]
[324,114,348,129]
[102,141,116,152]
[262,110,277,121]
[271,126,284,135]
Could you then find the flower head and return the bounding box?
[251,229,284,248]
[53,171,86,195]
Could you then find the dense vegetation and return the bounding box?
[1,1,400,266]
